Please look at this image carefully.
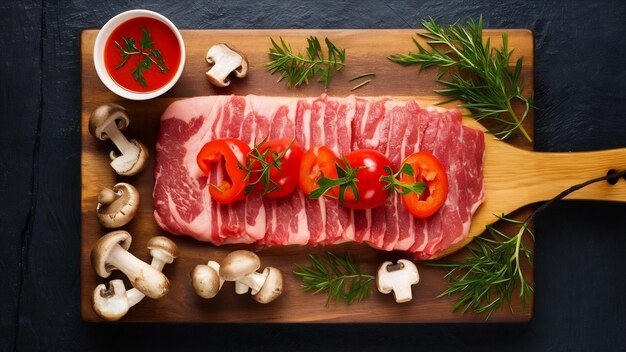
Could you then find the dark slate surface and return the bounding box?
[1,0,625,350]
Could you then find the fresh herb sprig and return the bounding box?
[294,252,375,306]
[389,16,533,142]
[309,157,363,206]
[430,169,626,318]
[381,164,427,196]
[430,217,533,318]
[267,36,346,88]
[242,137,295,195]
[115,27,169,87]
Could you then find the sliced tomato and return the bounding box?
[196,138,251,204]
[299,146,339,195]
[399,151,448,218]
[248,138,303,198]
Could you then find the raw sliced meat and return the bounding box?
[154,95,485,260]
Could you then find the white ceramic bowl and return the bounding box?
[93,9,185,100]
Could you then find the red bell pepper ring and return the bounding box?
[400,151,448,218]
[196,138,251,204]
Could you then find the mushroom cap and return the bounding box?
[191,264,222,299]
[89,104,129,141]
[92,279,130,321]
[91,231,131,278]
[219,250,261,281]
[96,183,140,229]
[109,139,149,176]
[252,267,283,304]
[147,236,178,264]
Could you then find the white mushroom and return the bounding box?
[96,183,140,228]
[92,279,130,321]
[191,261,224,299]
[205,43,248,87]
[92,236,178,321]
[219,250,283,304]
[376,259,420,303]
[91,231,170,299]
[89,104,148,176]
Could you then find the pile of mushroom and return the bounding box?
[205,43,248,87]
[191,250,283,304]
[96,182,140,228]
[91,232,177,321]
[376,259,420,303]
[89,103,148,176]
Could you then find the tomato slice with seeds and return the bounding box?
[196,138,251,204]
[399,151,448,218]
[299,146,339,196]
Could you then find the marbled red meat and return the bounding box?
[153,95,485,259]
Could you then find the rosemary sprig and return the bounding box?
[309,156,363,206]
[115,27,169,87]
[430,169,626,318]
[267,36,346,88]
[429,217,534,318]
[389,16,533,142]
[381,164,427,196]
[294,252,375,306]
[242,137,295,195]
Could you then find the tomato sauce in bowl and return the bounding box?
[94,10,185,100]
[104,17,181,93]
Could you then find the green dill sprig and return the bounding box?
[294,252,375,306]
[115,27,169,87]
[389,16,533,142]
[267,36,346,88]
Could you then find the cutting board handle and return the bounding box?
[462,143,626,248]
[507,146,626,205]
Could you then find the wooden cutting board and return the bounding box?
[80,29,539,323]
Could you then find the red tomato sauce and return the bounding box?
[104,17,181,93]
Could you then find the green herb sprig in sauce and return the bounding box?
[115,27,169,87]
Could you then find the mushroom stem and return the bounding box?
[235,281,249,295]
[126,286,145,307]
[107,244,169,299]
[237,270,268,295]
[98,187,120,205]
[124,251,170,306]
[103,122,138,156]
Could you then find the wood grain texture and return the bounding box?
[81,29,536,322]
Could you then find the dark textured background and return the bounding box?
[1,0,625,351]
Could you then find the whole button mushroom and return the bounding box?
[91,231,170,299]
[376,259,420,303]
[89,104,148,176]
[219,250,283,304]
[96,183,140,228]
[92,236,178,321]
[191,261,224,299]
